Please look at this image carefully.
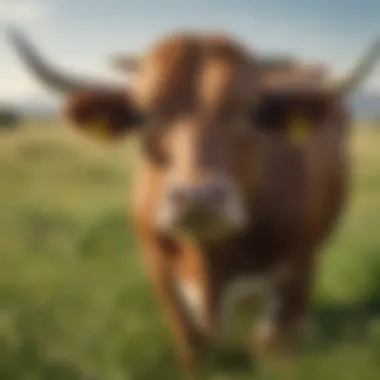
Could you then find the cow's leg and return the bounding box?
[144,253,208,374]
[172,265,224,375]
[141,239,220,377]
[251,254,315,360]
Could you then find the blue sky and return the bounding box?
[1,0,380,102]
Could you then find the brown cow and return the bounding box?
[8,29,380,376]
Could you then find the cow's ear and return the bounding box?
[251,89,335,132]
[62,89,143,142]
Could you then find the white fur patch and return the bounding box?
[175,279,207,330]
[220,265,291,330]
[175,264,291,336]
[219,275,272,333]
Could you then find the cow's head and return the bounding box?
[8,29,380,241]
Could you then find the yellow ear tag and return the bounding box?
[88,116,112,142]
[288,117,310,146]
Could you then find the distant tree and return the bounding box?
[0,106,21,130]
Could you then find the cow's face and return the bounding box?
[61,35,261,241]
[128,35,260,240]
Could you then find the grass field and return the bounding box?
[0,119,380,380]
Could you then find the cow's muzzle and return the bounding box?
[155,181,247,240]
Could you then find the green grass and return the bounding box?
[0,120,380,379]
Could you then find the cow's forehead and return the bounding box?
[131,33,256,114]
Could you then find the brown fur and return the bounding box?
[63,33,349,375]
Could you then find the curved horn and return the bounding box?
[325,36,380,95]
[6,28,122,95]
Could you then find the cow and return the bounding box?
[8,28,380,376]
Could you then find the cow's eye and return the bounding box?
[248,94,289,132]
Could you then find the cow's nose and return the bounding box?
[166,185,228,228]
[156,181,246,237]
[167,184,227,209]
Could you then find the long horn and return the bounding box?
[6,28,122,95]
[325,36,380,95]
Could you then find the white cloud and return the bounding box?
[0,0,48,25]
